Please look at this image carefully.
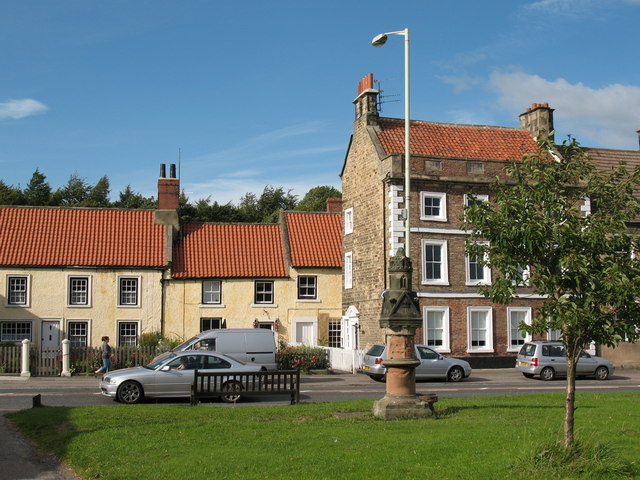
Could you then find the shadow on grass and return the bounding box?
[435,403,568,418]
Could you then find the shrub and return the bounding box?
[276,345,328,372]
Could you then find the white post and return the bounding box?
[61,339,71,377]
[20,339,31,377]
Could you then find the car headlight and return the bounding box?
[107,377,118,385]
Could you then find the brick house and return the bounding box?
[341,73,640,368]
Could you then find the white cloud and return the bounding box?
[437,75,484,94]
[0,99,49,120]
[489,70,640,148]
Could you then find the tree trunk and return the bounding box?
[564,354,577,448]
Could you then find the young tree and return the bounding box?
[464,139,640,448]
[0,180,25,205]
[113,185,157,209]
[83,175,111,207]
[55,173,91,206]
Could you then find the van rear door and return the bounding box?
[245,331,277,370]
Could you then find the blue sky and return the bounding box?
[2,0,640,205]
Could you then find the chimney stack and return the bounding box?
[157,163,179,210]
[326,197,342,213]
[519,103,555,142]
[353,73,379,125]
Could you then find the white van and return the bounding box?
[170,328,277,370]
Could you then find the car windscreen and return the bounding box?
[519,343,537,357]
[172,336,198,352]
[146,353,176,370]
[366,345,385,357]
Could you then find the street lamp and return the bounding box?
[372,28,411,258]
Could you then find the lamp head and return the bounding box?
[371,33,388,47]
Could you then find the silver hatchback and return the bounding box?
[515,341,614,381]
[361,344,472,382]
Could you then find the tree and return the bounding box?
[295,185,341,212]
[55,173,91,206]
[464,139,640,449]
[239,186,298,223]
[0,180,25,205]
[113,185,156,209]
[23,169,52,206]
[84,175,111,207]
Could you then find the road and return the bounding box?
[0,369,638,411]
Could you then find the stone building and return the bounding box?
[341,73,640,367]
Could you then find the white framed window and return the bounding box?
[467,307,493,353]
[464,193,489,207]
[344,207,353,235]
[254,281,274,304]
[202,280,222,304]
[328,319,341,348]
[298,276,317,300]
[466,244,491,285]
[422,239,448,285]
[507,307,532,351]
[344,252,353,289]
[424,306,450,352]
[118,277,140,307]
[0,321,32,342]
[68,321,88,347]
[547,328,562,341]
[68,276,91,306]
[7,275,30,306]
[117,321,138,346]
[200,317,224,331]
[420,192,447,221]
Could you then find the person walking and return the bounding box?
[94,336,112,376]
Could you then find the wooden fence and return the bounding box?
[0,345,166,376]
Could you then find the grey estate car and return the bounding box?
[361,344,472,382]
[515,341,614,381]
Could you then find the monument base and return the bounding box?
[373,393,437,420]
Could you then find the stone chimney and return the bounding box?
[326,197,342,213]
[353,73,379,125]
[519,103,555,142]
[158,163,179,210]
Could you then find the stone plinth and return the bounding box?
[373,394,435,420]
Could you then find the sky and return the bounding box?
[2,0,640,205]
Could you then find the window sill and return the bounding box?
[296,298,320,303]
[200,304,226,308]
[466,348,494,354]
[117,305,141,309]
[251,304,278,308]
[67,304,92,308]
[420,217,448,222]
[422,281,450,286]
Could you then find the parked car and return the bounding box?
[361,344,472,382]
[515,341,614,381]
[100,351,263,404]
[156,328,277,370]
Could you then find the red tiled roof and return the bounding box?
[583,147,640,171]
[172,223,287,278]
[377,118,539,160]
[0,207,166,267]
[284,212,342,268]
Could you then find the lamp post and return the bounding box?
[372,28,411,258]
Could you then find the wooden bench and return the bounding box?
[190,369,301,405]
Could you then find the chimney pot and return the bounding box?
[160,164,166,178]
[170,163,176,179]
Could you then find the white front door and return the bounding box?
[295,322,315,346]
[41,320,61,350]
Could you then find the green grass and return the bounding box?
[7,393,640,480]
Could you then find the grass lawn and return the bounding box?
[7,392,640,480]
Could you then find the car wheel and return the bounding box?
[447,366,464,382]
[594,366,609,380]
[221,380,243,403]
[370,375,386,383]
[117,381,144,404]
[540,367,555,381]
[522,373,534,379]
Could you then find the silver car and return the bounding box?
[515,341,614,381]
[99,351,263,404]
[361,344,472,382]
